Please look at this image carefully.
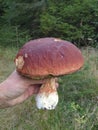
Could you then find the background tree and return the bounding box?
[0,0,98,47]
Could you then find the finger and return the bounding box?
[56,83,59,89]
[53,77,59,89]
[22,76,46,85]
[7,84,41,106]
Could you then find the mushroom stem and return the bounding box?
[35,78,59,110]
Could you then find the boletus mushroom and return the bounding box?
[15,37,84,110]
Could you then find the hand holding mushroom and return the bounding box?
[0,38,83,109]
[0,70,47,108]
[15,38,84,110]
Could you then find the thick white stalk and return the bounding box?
[35,78,59,110]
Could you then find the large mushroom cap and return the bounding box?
[15,37,84,79]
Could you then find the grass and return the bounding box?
[0,46,98,130]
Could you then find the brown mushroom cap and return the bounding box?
[15,37,84,79]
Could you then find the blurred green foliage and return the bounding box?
[0,0,98,47]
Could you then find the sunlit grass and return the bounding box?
[0,46,98,130]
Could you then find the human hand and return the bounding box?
[0,70,58,108]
